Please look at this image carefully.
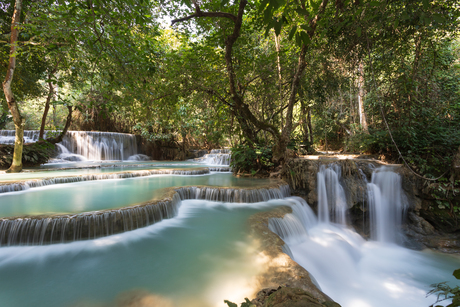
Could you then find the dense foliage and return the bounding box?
[1,0,459,178]
[0,141,54,169]
[230,143,274,175]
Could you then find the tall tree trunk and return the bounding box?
[273,0,330,163]
[358,61,369,133]
[274,33,282,95]
[39,77,54,140]
[307,107,313,145]
[300,101,315,154]
[3,0,24,173]
[301,101,309,144]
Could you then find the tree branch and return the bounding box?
[171,1,238,25]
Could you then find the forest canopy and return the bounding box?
[1,0,459,177]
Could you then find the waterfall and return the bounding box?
[196,149,231,166]
[0,130,138,161]
[266,166,444,307]
[60,131,138,160]
[367,167,407,243]
[317,164,347,225]
[0,183,290,246]
[0,130,50,144]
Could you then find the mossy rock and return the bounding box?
[263,287,340,307]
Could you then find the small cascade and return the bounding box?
[0,130,52,144]
[0,168,212,194]
[268,215,309,244]
[268,197,317,245]
[0,183,290,246]
[127,154,151,161]
[196,149,231,166]
[60,131,138,160]
[0,194,182,246]
[208,167,232,172]
[367,167,407,243]
[175,184,290,203]
[55,143,88,162]
[317,164,347,225]
[287,196,318,229]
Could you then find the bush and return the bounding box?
[230,143,275,175]
[0,141,55,169]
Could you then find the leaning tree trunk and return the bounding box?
[3,0,24,173]
[46,106,73,144]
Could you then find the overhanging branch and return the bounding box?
[171,0,238,25]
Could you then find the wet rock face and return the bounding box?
[281,158,380,211]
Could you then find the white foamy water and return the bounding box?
[268,167,460,307]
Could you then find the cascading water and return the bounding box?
[60,131,138,160]
[317,164,348,224]
[0,130,46,144]
[54,143,88,162]
[367,167,406,243]
[196,149,231,166]
[268,165,460,307]
[0,130,139,161]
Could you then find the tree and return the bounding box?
[3,0,24,173]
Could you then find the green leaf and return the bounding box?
[288,25,297,40]
[357,26,362,37]
[224,300,238,307]
[422,0,430,9]
[221,0,230,7]
[264,7,272,24]
[311,0,320,12]
[295,8,309,16]
[300,31,311,46]
[454,269,460,280]
[369,1,380,7]
[274,18,282,36]
[394,19,399,28]
[258,0,270,13]
[300,24,311,31]
[295,32,302,46]
[432,14,445,23]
